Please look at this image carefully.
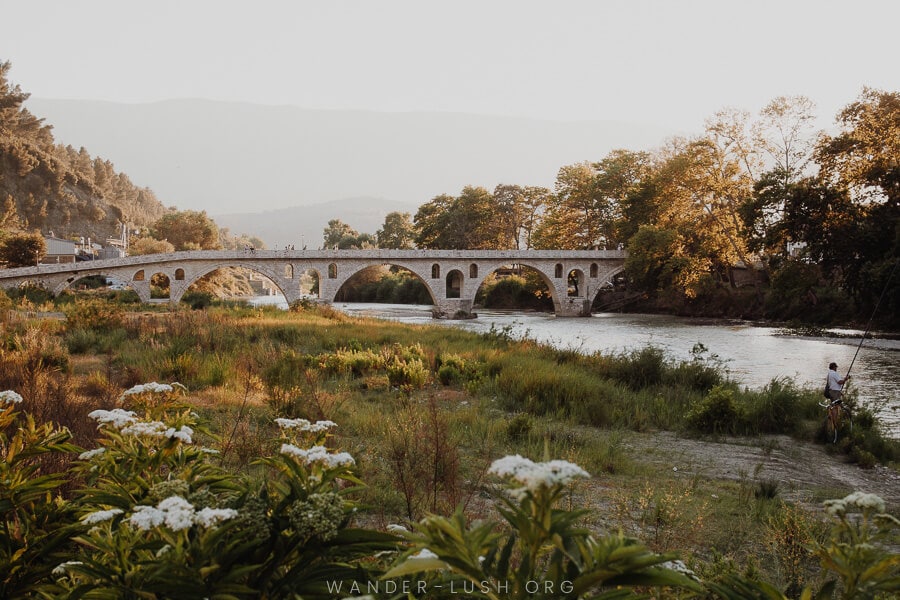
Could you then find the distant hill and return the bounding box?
[213,197,418,249]
[26,98,675,218]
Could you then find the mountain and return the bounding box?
[213,196,418,249]
[25,98,675,219]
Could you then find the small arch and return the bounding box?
[133,269,145,281]
[554,263,563,278]
[446,270,463,299]
[285,264,294,279]
[590,263,598,278]
[431,263,440,279]
[300,268,319,298]
[328,263,338,279]
[174,268,185,281]
[567,269,585,297]
[151,272,171,300]
[469,263,478,278]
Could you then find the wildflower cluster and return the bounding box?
[0,389,23,405]
[488,454,590,491]
[129,495,238,531]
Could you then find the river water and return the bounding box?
[251,296,900,436]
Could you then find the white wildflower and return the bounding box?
[0,390,23,405]
[194,507,239,527]
[157,496,196,531]
[81,508,124,525]
[276,417,311,430]
[410,548,439,560]
[843,491,886,513]
[121,381,174,397]
[88,408,138,428]
[488,455,589,492]
[306,420,337,432]
[52,561,83,576]
[824,499,847,516]
[78,447,106,460]
[120,420,167,438]
[165,425,194,444]
[201,448,220,454]
[280,444,355,467]
[129,505,166,530]
[387,523,409,533]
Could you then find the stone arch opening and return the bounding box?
[133,269,145,281]
[590,263,598,278]
[299,268,319,298]
[285,264,294,279]
[180,265,287,304]
[567,269,585,297]
[554,263,563,278]
[445,269,463,299]
[174,268,185,281]
[151,272,171,300]
[473,264,554,311]
[469,263,478,278]
[334,264,434,305]
[328,263,338,279]
[431,263,440,279]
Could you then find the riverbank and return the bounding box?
[2,299,898,591]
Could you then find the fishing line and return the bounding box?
[845,257,899,380]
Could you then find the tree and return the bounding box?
[0,231,45,267]
[413,195,454,249]
[128,237,175,256]
[376,212,415,249]
[814,88,900,314]
[412,188,498,249]
[151,211,221,251]
[322,219,358,249]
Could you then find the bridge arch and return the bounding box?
[585,264,627,309]
[327,261,438,306]
[175,263,290,304]
[466,262,563,315]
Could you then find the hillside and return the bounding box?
[0,63,168,243]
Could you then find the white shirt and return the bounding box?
[827,369,844,391]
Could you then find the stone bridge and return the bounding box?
[0,249,627,317]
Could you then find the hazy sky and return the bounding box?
[3,0,898,132]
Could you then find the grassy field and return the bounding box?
[2,294,898,595]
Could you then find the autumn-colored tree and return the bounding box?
[0,231,46,267]
[151,210,221,251]
[412,187,498,249]
[128,237,175,256]
[491,184,550,249]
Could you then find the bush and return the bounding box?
[686,385,744,435]
[63,299,125,332]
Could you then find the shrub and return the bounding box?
[686,385,744,435]
[63,299,125,332]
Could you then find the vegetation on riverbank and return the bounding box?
[2,295,898,597]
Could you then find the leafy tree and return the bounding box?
[413,194,454,249]
[0,231,45,267]
[815,88,900,316]
[151,210,221,251]
[413,187,498,249]
[128,236,175,256]
[322,219,358,249]
[376,211,415,249]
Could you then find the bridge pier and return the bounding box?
[557,297,592,317]
[434,298,475,319]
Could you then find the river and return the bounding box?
[251,296,900,436]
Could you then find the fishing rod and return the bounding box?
[845,257,899,380]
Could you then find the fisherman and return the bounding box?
[826,362,850,402]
